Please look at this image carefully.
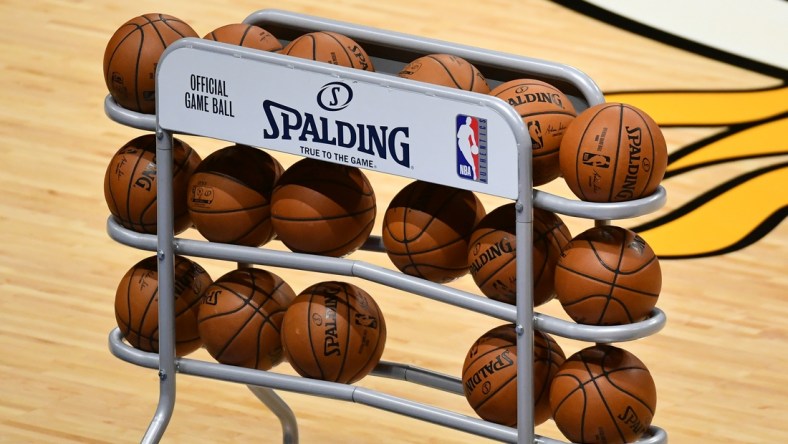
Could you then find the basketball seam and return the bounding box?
[473,372,517,424]
[384,234,468,256]
[625,104,658,198]
[427,55,463,89]
[306,289,326,380]
[137,144,193,229]
[607,104,626,201]
[518,110,576,119]
[335,283,352,382]
[604,369,656,415]
[493,82,563,99]
[475,253,515,290]
[105,25,140,101]
[122,146,150,224]
[138,286,157,347]
[191,170,264,191]
[579,354,626,442]
[276,174,375,198]
[463,343,513,370]
[573,104,619,201]
[345,295,384,383]
[402,186,466,242]
[271,205,375,222]
[596,237,628,324]
[319,32,355,67]
[189,202,271,214]
[467,61,477,92]
[226,215,274,246]
[239,25,253,46]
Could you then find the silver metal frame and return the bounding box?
[103,9,668,444]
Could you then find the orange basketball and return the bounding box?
[103,13,199,113]
[197,267,296,370]
[114,255,212,357]
[535,207,573,254]
[462,324,565,426]
[382,180,486,283]
[555,225,661,325]
[559,102,668,202]
[281,281,386,384]
[490,79,577,186]
[398,53,490,93]
[271,158,376,257]
[104,134,201,235]
[281,31,374,71]
[467,204,564,306]
[203,23,282,52]
[550,345,657,444]
[187,145,283,247]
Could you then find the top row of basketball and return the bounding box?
[103,13,667,200]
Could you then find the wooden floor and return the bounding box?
[1,1,785,443]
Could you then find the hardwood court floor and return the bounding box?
[0,1,785,443]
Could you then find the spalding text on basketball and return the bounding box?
[261,99,411,168]
[615,126,643,200]
[464,349,514,393]
[509,88,568,109]
[134,164,156,192]
[323,295,341,357]
[617,406,647,435]
[470,237,514,275]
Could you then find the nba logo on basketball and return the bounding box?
[456,114,488,183]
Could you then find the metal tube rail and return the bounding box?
[106,217,667,343]
[109,329,667,444]
[102,9,669,444]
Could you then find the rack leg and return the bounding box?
[247,386,299,444]
[140,130,178,444]
[140,373,175,444]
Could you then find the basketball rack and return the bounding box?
[104,9,668,444]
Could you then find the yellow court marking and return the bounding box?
[606,87,788,126]
[667,116,788,172]
[636,165,787,257]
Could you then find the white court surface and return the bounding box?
[586,0,788,70]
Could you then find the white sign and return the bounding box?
[157,44,525,199]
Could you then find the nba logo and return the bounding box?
[456,114,488,183]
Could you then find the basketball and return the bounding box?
[559,102,668,202]
[461,324,565,426]
[103,13,199,113]
[187,144,283,247]
[398,53,490,93]
[490,79,577,186]
[555,225,662,325]
[203,23,282,52]
[281,31,374,71]
[281,281,386,384]
[535,207,573,254]
[382,180,486,283]
[114,254,213,357]
[104,134,201,235]
[550,344,657,444]
[467,203,562,306]
[271,158,376,257]
[197,267,296,370]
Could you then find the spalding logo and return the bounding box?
[317,81,353,111]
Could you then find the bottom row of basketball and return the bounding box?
[114,256,656,444]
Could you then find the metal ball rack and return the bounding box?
[104,9,668,444]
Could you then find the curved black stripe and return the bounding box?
[666,152,788,178]
[665,112,788,175]
[655,207,787,260]
[605,84,788,96]
[634,161,788,232]
[549,0,788,80]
